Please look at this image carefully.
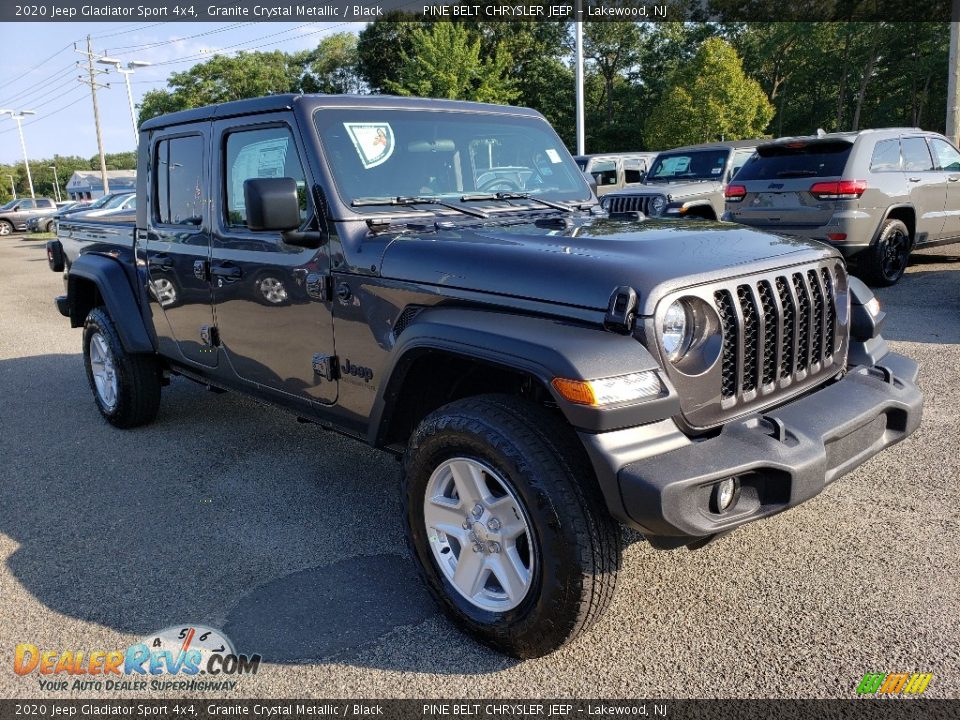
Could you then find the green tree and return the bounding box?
[644,37,774,148]
[302,33,363,94]
[385,22,517,104]
[138,51,304,124]
[356,14,424,94]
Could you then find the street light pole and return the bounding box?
[574,0,585,156]
[7,175,16,200]
[0,109,37,200]
[947,22,959,146]
[49,165,62,202]
[99,57,150,146]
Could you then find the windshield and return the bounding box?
[0,199,17,211]
[314,108,591,209]
[646,149,730,182]
[103,193,134,209]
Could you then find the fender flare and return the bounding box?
[68,253,155,353]
[369,306,679,444]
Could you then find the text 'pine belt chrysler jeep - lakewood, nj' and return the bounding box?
[47,95,922,658]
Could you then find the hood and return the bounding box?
[378,217,837,315]
[610,179,723,202]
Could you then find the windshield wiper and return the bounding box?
[460,192,574,212]
[351,195,488,219]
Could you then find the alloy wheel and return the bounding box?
[423,457,536,612]
[89,332,118,410]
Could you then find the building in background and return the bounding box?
[65,170,136,200]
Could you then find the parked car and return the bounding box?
[47,94,921,658]
[73,192,136,218]
[601,140,760,219]
[574,153,656,196]
[27,201,82,233]
[0,197,58,234]
[723,128,960,285]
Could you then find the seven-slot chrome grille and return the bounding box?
[713,262,846,407]
[605,194,661,215]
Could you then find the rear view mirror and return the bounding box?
[243,177,301,232]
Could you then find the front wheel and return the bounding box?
[0,220,13,236]
[403,395,621,658]
[83,307,162,428]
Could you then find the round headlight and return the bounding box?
[661,300,692,361]
[650,195,667,215]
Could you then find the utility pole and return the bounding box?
[0,109,37,199]
[574,0,585,156]
[948,22,959,146]
[76,36,111,195]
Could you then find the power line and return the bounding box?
[0,61,77,106]
[150,22,324,67]
[0,44,73,93]
[108,22,257,55]
[0,94,88,137]
[0,70,79,109]
[90,21,169,40]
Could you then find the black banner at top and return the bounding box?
[2,0,958,23]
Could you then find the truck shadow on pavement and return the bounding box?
[0,353,516,673]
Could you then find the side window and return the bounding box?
[39,199,55,208]
[155,135,205,226]
[225,126,308,227]
[901,137,934,172]
[870,139,901,172]
[19,200,35,210]
[591,160,617,186]
[929,138,960,172]
[730,151,754,179]
[624,159,645,184]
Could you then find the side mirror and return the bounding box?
[243,177,301,232]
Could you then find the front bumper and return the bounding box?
[605,353,922,545]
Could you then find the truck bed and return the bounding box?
[57,213,135,266]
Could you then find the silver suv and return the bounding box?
[724,128,960,285]
[601,140,760,220]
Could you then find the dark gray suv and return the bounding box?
[0,197,58,235]
[724,128,960,285]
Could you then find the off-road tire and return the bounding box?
[83,307,161,428]
[862,218,911,286]
[403,394,621,658]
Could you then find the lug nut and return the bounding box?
[487,517,501,531]
[472,543,483,553]
[472,504,484,518]
[488,541,501,554]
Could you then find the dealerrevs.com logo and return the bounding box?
[856,672,933,697]
[13,625,261,692]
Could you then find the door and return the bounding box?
[210,118,337,405]
[143,129,217,368]
[589,159,619,196]
[927,137,960,241]
[900,136,946,243]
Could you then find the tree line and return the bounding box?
[6,19,950,205]
[1,152,136,206]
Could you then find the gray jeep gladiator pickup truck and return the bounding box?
[47,95,922,658]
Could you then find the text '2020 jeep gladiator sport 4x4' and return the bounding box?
[48,95,922,658]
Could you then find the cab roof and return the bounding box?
[140,94,543,132]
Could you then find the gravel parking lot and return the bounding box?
[1,233,958,699]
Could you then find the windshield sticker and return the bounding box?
[344,122,395,169]
[545,148,562,164]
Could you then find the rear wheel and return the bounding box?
[403,394,621,658]
[83,307,161,428]
[0,220,13,236]
[863,219,911,286]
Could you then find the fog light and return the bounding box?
[712,477,739,513]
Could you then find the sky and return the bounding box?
[0,21,357,165]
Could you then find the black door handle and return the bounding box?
[908,176,921,182]
[210,264,243,281]
[948,175,960,182]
